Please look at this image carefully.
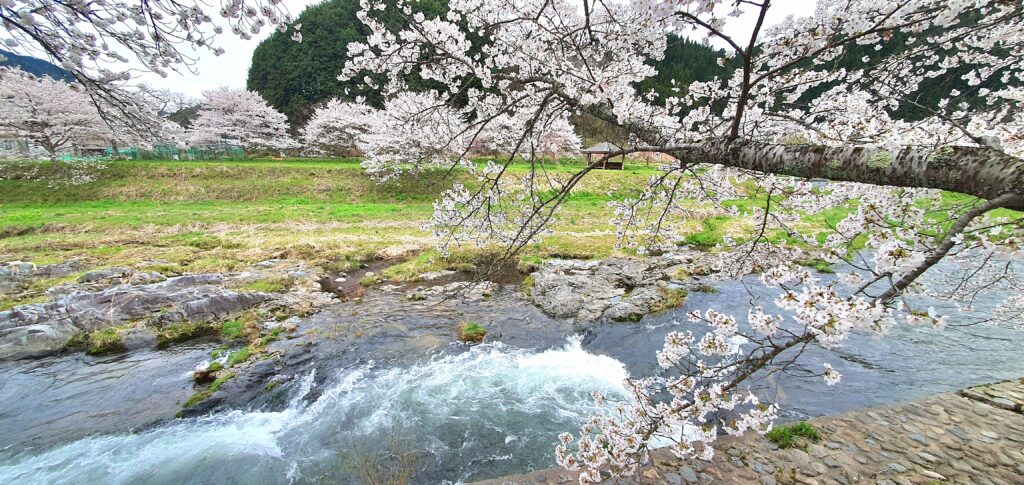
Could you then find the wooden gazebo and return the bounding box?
[581,142,624,170]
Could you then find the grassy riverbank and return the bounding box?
[0,157,1010,310]
[0,158,652,276]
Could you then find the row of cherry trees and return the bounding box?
[301,96,582,161]
[1,67,582,161]
[0,69,305,158]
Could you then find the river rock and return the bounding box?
[529,257,684,324]
[77,267,167,286]
[0,260,85,295]
[0,274,269,360]
[407,281,497,302]
[121,326,157,351]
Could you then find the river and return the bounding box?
[1,260,1021,483]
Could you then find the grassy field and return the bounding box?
[0,158,675,307]
[2,156,1008,311]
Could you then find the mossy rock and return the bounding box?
[156,321,216,348]
[457,322,487,343]
[651,287,688,314]
[84,327,127,355]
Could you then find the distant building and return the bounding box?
[581,142,625,170]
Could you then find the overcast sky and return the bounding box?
[134,0,814,99]
[133,0,320,98]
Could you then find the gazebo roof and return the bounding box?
[580,141,622,154]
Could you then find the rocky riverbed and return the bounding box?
[1,251,1023,483]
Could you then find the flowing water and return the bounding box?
[1,259,1022,484]
[0,338,627,484]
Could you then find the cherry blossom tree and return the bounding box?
[475,112,581,162]
[135,83,199,117]
[0,67,116,167]
[188,87,297,153]
[0,0,300,133]
[302,99,376,156]
[338,0,1024,481]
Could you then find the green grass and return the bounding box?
[65,327,125,355]
[239,276,294,293]
[457,322,487,343]
[767,421,822,449]
[183,370,237,409]
[520,274,535,297]
[156,321,215,348]
[651,287,688,314]
[226,346,253,367]
[221,320,245,340]
[2,157,1019,286]
[516,255,543,273]
[84,327,126,355]
[65,325,132,355]
[795,258,835,274]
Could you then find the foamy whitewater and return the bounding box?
[0,337,628,484]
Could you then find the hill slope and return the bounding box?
[0,49,74,81]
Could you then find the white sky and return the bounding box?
[133,0,321,98]
[133,0,814,98]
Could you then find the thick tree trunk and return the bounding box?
[667,142,1024,210]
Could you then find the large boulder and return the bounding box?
[0,275,269,360]
[529,257,690,324]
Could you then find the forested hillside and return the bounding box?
[247,0,445,126]
[0,49,73,81]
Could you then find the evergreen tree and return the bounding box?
[247,0,445,128]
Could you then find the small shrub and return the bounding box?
[221,320,245,340]
[457,322,487,343]
[341,425,420,485]
[157,321,215,348]
[767,421,822,449]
